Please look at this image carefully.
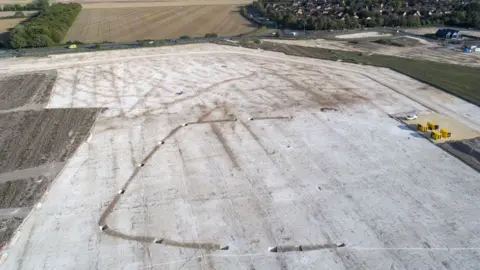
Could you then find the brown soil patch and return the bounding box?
[0,72,57,111]
[0,73,102,248]
[0,108,100,247]
[439,137,480,172]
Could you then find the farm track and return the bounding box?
[64,5,255,42]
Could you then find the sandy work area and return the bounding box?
[265,38,480,67]
[0,44,479,269]
[336,31,391,39]
[402,112,480,141]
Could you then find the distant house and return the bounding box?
[435,28,460,39]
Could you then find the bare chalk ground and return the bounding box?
[1,44,479,269]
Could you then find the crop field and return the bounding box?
[1,44,479,269]
[63,5,256,42]
[77,0,252,8]
[0,18,22,33]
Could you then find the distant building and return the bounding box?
[463,45,478,53]
[435,28,460,39]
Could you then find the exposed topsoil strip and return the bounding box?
[0,72,57,111]
[439,137,480,172]
[0,108,101,247]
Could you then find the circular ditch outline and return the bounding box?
[97,118,238,251]
[97,117,294,251]
[97,115,346,253]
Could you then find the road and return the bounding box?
[0,27,439,58]
[0,37,232,57]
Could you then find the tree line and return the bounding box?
[10,3,82,48]
[1,0,50,11]
[250,0,480,30]
[0,11,29,20]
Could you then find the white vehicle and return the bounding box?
[405,114,417,120]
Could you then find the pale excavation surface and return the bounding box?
[1,44,480,269]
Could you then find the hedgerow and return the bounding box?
[10,3,81,48]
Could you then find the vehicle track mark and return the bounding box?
[210,123,239,168]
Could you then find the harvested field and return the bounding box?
[0,11,38,17]
[1,44,479,269]
[64,5,255,42]
[78,0,252,8]
[0,18,22,43]
[0,72,57,111]
[0,18,22,32]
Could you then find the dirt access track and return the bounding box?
[1,44,479,269]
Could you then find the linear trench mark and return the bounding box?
[269,243,346,253]
[210,123,240,168]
